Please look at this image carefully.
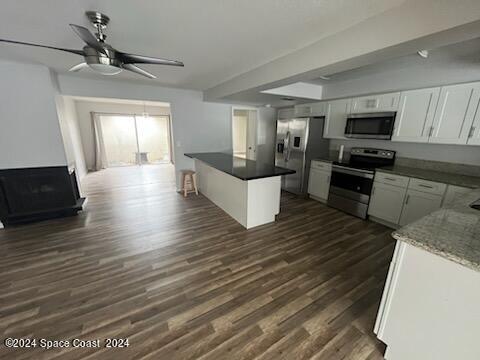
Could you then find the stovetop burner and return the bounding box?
[333,147,396,172]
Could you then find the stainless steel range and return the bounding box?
[327,148,395,219]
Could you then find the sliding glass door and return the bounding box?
[97,114,171,167]
[136,115,171,164]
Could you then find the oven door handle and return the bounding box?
[332,165,374,179]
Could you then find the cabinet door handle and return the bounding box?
[384,177,396,181]
[469,126,476,138]
[327,175,331,182]
[371,186,375,196]
[418,184,434,189]
[428,126,434,137]
[405,194,410,205]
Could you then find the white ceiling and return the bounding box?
[0,0,405,90]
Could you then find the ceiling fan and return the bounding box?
[0,11,184,79]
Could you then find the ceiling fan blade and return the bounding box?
[69,24,107,55]
[118,52,184,67]
[0,38,84,55]
[122,63,156,79]
[69,62,89,72]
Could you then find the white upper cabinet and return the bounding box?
[467,96,480,146]
[323,98,351,139]
[429,82,480,145]
[310,102,326,116]
[294,104,312,117]
[294,102,326,117]
[278,107,294,120]
[350,92,400,113]
[392,87,440,143]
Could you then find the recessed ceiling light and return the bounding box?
[417,50,429,58]
[264,104,271,108]
[318,75,331,80]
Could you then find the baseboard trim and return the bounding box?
[309,194,328,204]
[368,215,399,229]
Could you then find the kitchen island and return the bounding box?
[185,152,295,229]
[375,188,480,360]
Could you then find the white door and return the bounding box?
[467,96,480,145]
[232,108,257,160]
[429,82,480,144]
[399,189,443,226]
[307,168,331,200]
[246,110,257,160]
[368,182,407,224]
[323,98,351,139]
[351,92,400,113]
[392,87,440,143]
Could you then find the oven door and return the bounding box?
[327,166,374,218]
[344,112,395,139]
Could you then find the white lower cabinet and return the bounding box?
[368,182,407,224]
[398,189,443,226]
[369,173,451,228]
[442,185,472,206]
[308,166,331,202]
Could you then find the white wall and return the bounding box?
[74,100,171,171]
[0,60,67,169]
[56,96,88,179]
[57,75,232,189]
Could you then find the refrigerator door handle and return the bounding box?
[284,131,291,162]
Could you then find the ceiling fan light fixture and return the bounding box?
[88,63,122,75]
[0,11,183,79]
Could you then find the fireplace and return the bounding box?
[0,166,85,226]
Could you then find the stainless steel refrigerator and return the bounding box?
[275,117,330,194]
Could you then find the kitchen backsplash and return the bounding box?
[329,149,480,177]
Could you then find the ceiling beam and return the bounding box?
[204,0,480,102]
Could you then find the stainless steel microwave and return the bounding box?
[344,112,396,140]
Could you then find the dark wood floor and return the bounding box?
[0,165,394,359]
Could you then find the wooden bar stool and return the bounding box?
[180,169,198,197]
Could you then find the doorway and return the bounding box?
[232,108,257,160]
[95,114,172,167]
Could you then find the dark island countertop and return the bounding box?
[185,152,295,181]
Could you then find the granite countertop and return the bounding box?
[377,165,480,189]
[393,188,480,272]
[185,152,295,181]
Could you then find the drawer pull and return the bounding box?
[418,184,434,189]
[384,177,396,181]
[405,194,410,205]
